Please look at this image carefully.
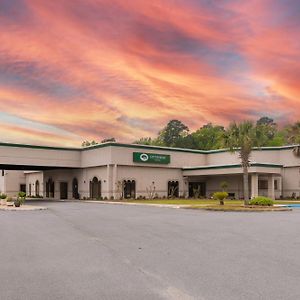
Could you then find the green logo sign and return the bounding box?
[133,152,170,164]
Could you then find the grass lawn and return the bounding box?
[125,198,300,206]
[123,198,295,212]
[126,199,242,205]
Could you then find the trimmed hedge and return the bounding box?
[249,196,274,206]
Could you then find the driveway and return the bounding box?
[1,201,300,300]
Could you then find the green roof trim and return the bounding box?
[0,142,79,151]
[0,141,298,154]
[183,163,283,171]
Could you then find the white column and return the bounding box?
[251,173,258,199]
[112,164,118,199]
[106,164,112,199]
[268,174,275,199]
[279,176,283,198]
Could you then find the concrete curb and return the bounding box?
[0,205,47,211]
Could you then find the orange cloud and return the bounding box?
[0,0,299,145]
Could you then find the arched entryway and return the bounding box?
[72,178,79,199]
[46,178,55,198]
[35,180,40,196]
[90,177,101,199]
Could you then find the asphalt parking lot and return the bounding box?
[1,201,300,300]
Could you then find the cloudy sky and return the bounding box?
[0,0,299,146]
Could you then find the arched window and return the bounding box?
[72,178,79,199]
[90,177,101,199]
[35,180,40,197]
[123,180,136,199]
[29,183,32,196]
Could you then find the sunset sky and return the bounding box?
[0,0,299,146]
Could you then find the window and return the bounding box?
[35,180,40,196]
[20,184,26,193]
[258,180,268,189]
[123,180,136,199]
[168,181,179,198]
[1,170,4,176]
[274,180,278,190]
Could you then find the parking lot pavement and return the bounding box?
[1,201,300,300]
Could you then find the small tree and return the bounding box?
[14,191,26,207]
[115,181,124,200]
[146,182,156,199]
[213,191,228,205]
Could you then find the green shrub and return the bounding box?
[18,191,26,199]
[6,197,13,202]
[213,191,228,205]
[249,197,274,206]
[0,193,7,199]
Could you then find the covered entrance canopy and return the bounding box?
[183,163,283,199]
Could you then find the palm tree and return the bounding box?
[223,121,268,205]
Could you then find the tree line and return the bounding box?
[82,117,300,150]
[134,117,300,150]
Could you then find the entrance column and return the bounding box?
[106,164,112,199]
[268,174,275,200]
[251,173,259,199]
[112,164,119,200]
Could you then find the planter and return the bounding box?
[14,201,21,207]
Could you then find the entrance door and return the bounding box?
[90,177,101,199]
[189,182,206,198]
[60,182,68,199]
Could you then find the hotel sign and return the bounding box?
[133,152,170,164]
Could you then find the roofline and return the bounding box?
[0,141,298,154]
[183,163,283,171]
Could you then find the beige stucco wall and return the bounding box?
[110,146,206,168]
[0,145,81,168]
[282,167,300,198]
[81,147,112,168]
[0,170,26,196]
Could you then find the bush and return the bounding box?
[249,197,274,206]
[0,193,7,199]
[213,191,228,205]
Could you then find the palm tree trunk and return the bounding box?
[243,165,249,205]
